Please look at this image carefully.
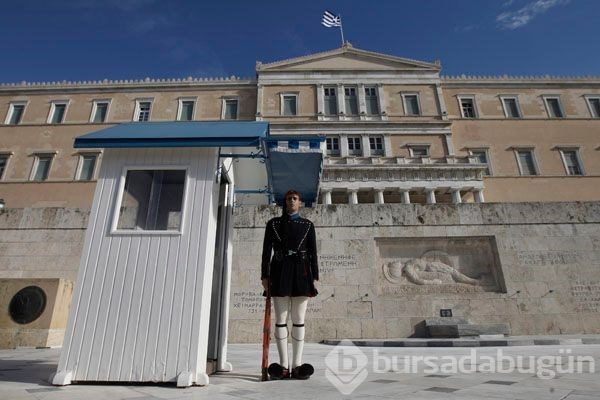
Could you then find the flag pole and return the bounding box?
[339,14,345,45]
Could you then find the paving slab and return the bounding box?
[0,342,599,399]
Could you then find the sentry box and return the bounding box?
[52,121,323,387]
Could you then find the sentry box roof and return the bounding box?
[74,121,323,206]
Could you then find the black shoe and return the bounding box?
[291,363,314,380]
[268,363,290,380]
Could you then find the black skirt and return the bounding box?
[264,255,318,297]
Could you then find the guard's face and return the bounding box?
[285,194,301,213]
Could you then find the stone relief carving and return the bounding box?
[383,250,487,286]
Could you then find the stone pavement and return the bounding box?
[1,342,599,399]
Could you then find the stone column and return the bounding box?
[474,189,485,203]
[451,189,462,204]
[425,189,436,204]
[400,190,411,204]
[361,134,370,157]
[316,84,324,116]
[322,189,332,205]
[256,84,264,121]
[340,134,349,157]
[376,84,387,119]
[444,133,455,156]
[375,189,385,204]
[348,189,358,204]
[358,83,367,117]
[435,83,449,121]
[337,84,345,116]
[383,134,393,157]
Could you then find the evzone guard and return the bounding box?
[261,190,319,380]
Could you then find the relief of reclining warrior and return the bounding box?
[384,257,483,285]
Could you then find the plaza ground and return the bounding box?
[1,342,599,399]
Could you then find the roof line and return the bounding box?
[0,75,256,89]
[256,44,440,71]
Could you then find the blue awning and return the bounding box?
[74,121,269,148]
[74,122,324,207]
[264,136,324,207]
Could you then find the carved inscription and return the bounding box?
[231,290,323,316]
[232,290,264,314]
[518,251,578,266]
[318,254,358,274]
[571,281,600,312]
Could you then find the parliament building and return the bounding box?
[1,44,600,350]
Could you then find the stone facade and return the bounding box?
[229,202,600,342]
[1,45,599,208]
[1,203,600,345]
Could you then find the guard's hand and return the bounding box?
[262,278,269,291]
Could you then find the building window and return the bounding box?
[47,101,68,124]
[5,102,26,125]
[90,100,110,123]
[31,153,55,181]
[134,100,152,122]
[469,149,491,175]
[177,98,196,121]
[585,96,600,118]
[326,137,340,156]
[324,87,337,115]
[458,96,477,118]
[543,96,564,118]
[402,94,421,116]
[344,87,358,115]
[347,136,362,156]
[281,94,297,116]
[76,153,98,181]
[365,87,379,115]
[409,145,430,158]
[369,136,384,156]
[0,154,9,179]
[114,169,186,232]
[515,149,538,176]
[559,148,584,176]
[501,97,522,118]
[222,98,239,120]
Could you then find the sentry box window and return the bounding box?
[113,168,187,233]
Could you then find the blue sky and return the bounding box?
[1,0,598,83]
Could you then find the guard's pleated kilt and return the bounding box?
[261,215,319,297]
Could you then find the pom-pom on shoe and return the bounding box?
[291,363,314,380]
[268,363,290,380]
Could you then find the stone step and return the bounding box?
[426,322,511,338]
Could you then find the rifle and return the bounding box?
[260,284,271,381]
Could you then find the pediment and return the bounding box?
[257,45,440,73]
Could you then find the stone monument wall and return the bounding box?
[230,203,600,342]
[1,204,599,345]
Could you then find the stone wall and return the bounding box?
[0,208,88,281]
[2,203,600,345]
[230,202,600,342]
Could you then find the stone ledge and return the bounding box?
[234,202,600,228]
[321,335,600,347]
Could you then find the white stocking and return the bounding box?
[273,296,290,369]
[291,296,309,369]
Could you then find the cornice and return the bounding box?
[0,76,257,93]
[257,44,440,72]
[442,75,600,87]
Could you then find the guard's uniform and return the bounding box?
[261,214,319,297]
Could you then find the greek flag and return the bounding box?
[322,10,341,27]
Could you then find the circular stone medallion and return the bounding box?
[9,286,47,324]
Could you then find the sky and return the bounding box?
[0,0,598,83]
